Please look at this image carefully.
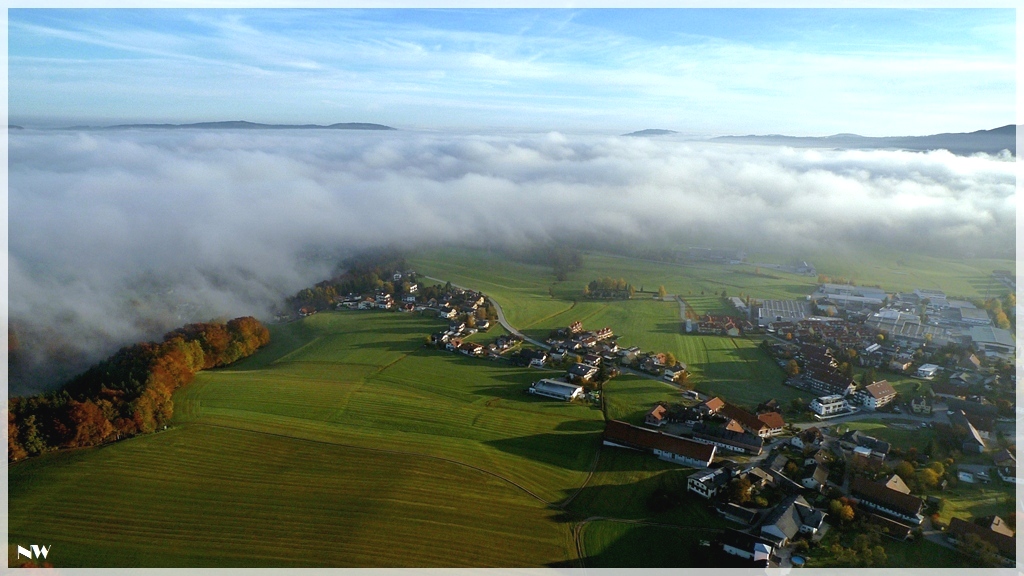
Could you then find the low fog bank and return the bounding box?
[9,129,1016,394]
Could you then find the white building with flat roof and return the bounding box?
[528,379,584,401]
[810,395,849,416]
[811,284,886,309]
[757,299,811,327]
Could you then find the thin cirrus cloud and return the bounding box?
[7,9,1014,134]
[7,128,1015,394]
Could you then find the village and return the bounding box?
[305,267,1016,568]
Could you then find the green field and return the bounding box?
[414,248,801,410]
[835,420,937,453]
[577,520,712,567]
[934,482,1017,525]
[413,248,819,330]
[9,312,602,567]
[9,246,1012,567]
[782,247,1015,300]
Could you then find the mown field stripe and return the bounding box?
[193,421,555,505]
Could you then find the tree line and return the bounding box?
[583,277,634,299]
[288,248,409,312]
[8,317,270,461]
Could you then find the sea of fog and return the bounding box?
[7,128,1016,394]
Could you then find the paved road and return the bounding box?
[488,298,548,348]
[421,275,548,348]
[431,276,959,434]
[423,274,694,391]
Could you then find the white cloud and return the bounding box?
[8,129,1015,393]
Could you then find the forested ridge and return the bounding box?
[8,316,270,461]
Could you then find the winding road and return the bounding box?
[420,275,548,347]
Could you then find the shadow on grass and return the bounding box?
[554,420,607,432]
[483,433,603,471]
[547,522,716,568]
[545,460,730,567]
[652,322,683,334]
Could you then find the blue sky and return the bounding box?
[8,9,1016,135]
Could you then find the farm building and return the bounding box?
[850,476,924,525]
[883,474,912,494]
[528,379,584,401]
[718,402,783,437]
[861,511,913,541]
[603,420,715,468]
[690,422,764,455]
[948,410,987,453]
[947,517,1015,563]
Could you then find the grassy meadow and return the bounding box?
[413,248,801,410]
[9,312,600,567]
[10,246,1013,567]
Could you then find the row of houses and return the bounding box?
[642,397,786,456]
[849,475,924,526]
[686,314,753,337]
[686,463,828,558]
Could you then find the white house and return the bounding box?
[857,380,897,410]
[915,364,941,379]
[687,467,732,499]
[810,395,848,416]
[720,530,775,564]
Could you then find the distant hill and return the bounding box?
[75,121,396,131]
[623,129,678,137]
[712,125,1016,156]
[8,125,23,130]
